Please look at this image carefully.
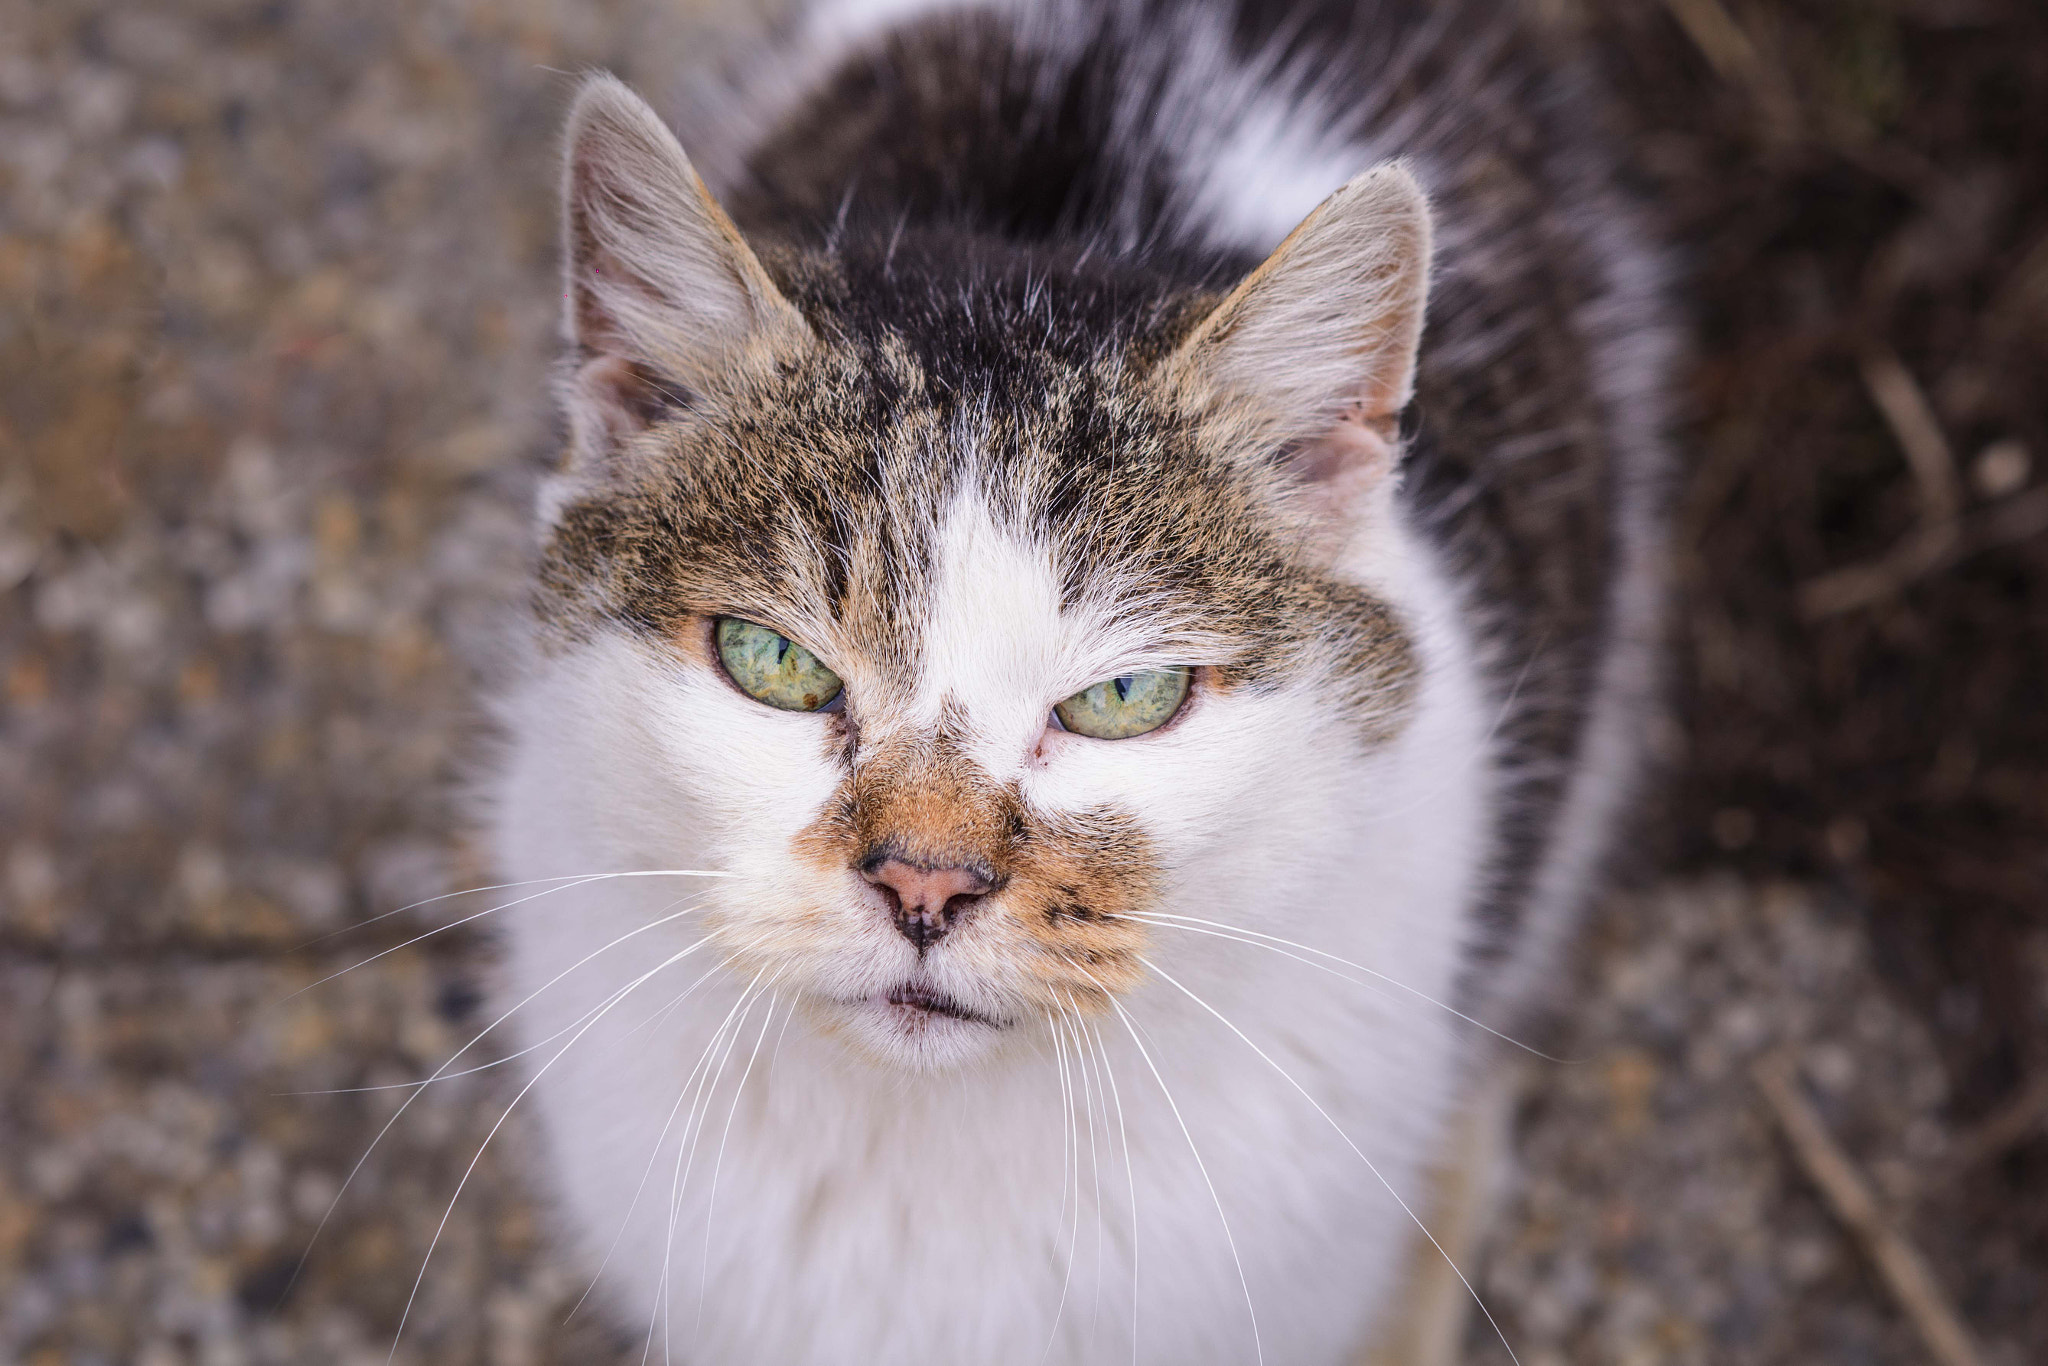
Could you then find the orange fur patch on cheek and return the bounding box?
[1004,809,1155,1008]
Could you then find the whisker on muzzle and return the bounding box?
[1139,954,1523,1366]
[654,966,781,1362]
[1074,963,1265,1366]
[1119,910,1566,1062]
[389,930,719,1361]
[281,890,717,1309]
[283,868,736,1003]
[563,935,788,1329]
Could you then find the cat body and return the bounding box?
[485,0,1670,1361]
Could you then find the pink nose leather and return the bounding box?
[861,856,993,951]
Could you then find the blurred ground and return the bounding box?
[1,1,2042,1363]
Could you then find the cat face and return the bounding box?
[517,76,1434,1069]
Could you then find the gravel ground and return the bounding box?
[1474,879,2008,1366]
[3,1,2041,1363]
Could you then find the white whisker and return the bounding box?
[565,938,783,1327]
[1076,1004,1139,1366]
[283,894,719,1097]
[388,934,710,1363]
[1124,911,1564,1062]
[767,991,799,1076]
[650,989,751,1366]
[297,868,735,948]
[697,985,784,1331]
[1081,968,1264,1366]
[655,970,773,1366]
[1056,999,1105,1351]
[1140,955,1521,1366]
[651,983,757,1364]
[1062,1000,1109,1348]
[285,869,729,1002]
[1039,1008,1082,1361]
[286,897,711,1305]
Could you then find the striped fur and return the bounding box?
[483,0,1672,1360]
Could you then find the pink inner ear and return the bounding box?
[575,354,680,446]
[1286,402,1402,490]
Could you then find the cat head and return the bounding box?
[519,75,1435,1069]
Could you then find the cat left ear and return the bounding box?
[559,74,811,464]
[1158,162,1432,529]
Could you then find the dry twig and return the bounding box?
[1947,1073,2048,1175]
[1798,351,2044,617]
[1801,483,2048,617]
[1661,0,1762,84]
[1859,349,1962,525]
[1754,1052,1988,1366]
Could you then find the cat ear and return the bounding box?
[560,74,810,461]
[1159,162,1432,528]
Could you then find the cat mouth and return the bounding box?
[879,981,1001,1027]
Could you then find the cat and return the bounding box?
[481,0,1671,1361]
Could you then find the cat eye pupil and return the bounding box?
[1053,666,1190,740]
[715,617,843,713]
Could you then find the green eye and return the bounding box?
[715,618,843,712]
[1053,667,1191,739]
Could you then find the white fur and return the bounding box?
[491,468,1497,1362]
[1190,100,1380,255]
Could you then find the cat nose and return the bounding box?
[859,853,994,952]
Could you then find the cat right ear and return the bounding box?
[560,74,810,463]
[1156,162,1432,540]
